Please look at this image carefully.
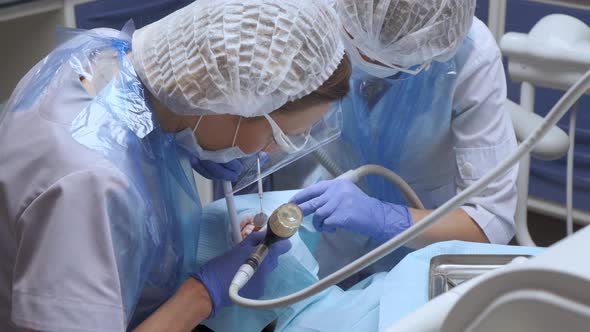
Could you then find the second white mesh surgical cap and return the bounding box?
[131,0,345,117]
[337,0,476,68]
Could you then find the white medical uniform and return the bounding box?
[445,17,518,244]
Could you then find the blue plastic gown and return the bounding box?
[332,61,458,205]
[10,28,201,327]
[314,59,460,285]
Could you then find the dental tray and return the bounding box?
[428,254,530,299]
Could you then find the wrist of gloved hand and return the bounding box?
[190,232,290,318]
[370,199,413,244]
[190,269,221,318]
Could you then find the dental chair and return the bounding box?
[384,14,590,332]
[503,14,590,245]
[387,224,590,332]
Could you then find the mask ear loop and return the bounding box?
[264,114,298,152]
[192,115,242,148]
[301,128,312,146]
[192,116,204,134]
[232,117,242,147]
[264,114,313,152]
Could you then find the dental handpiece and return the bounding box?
[231,203,303,289]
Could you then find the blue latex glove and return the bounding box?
[290,179,413,244]
[190,157,243,182]
[191,232,291,317]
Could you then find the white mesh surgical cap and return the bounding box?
[337,0,476,69]
[131,0,344,117]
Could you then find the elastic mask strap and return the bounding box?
[269,114,310,152]
[192,116,204,134]
[264,114,295,151]
[232,117,242,147]
[301,128,312,146]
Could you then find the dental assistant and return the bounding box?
[292,0,518,277]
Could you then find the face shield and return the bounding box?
[230,100,343,193]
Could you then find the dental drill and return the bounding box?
[230,203,304,293]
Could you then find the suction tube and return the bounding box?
[223,181,243,245]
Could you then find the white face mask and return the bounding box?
[175,116,252,164]
[263,114,311,153]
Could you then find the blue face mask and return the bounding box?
[175,116,253,164]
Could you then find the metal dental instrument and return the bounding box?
[252,156,268,228]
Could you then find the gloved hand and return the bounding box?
[290,179,413,244]
[190,157,243,182]
[191,232,291,317]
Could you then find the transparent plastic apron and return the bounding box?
[9,27,202,326]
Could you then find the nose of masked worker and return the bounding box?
[175,101,333,164]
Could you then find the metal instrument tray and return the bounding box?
[429,254,530,299]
